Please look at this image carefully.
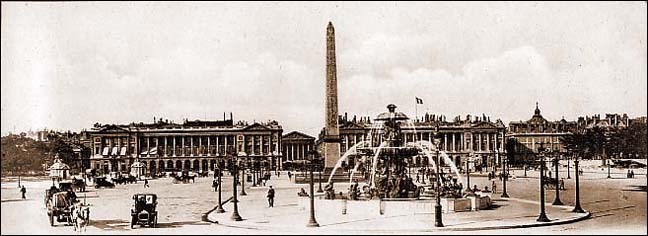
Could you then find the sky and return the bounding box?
[1,2,647,137]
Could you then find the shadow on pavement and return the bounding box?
[91,219,130,231]
[622,185,647,192]
[1,199,33,203]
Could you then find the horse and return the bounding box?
[71,203,90,232]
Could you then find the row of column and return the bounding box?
[284,143,312,161]
[241,134,279,156]
[139,135,235,157]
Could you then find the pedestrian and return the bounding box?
[212,179,218,192]
[288,171,292,180]
[144,178,150,188]
[267,185,275,208]
[415,174,420,183]
[560,179,565,190]
[20,186,26,200]
[491,181,497,194]
[630,170,635,178]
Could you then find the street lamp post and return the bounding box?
[536,142,550,222]
[572,157,585,213]
[240,159,247,196]
[466,153,472,192]
[306,150,320,227]
[607,158,611,179]
[433,136,444,227]
[501,150,510,198]
[216,166,226,213]
[552,153,563,205]
[317,164,323,193]
[230,154,243,221]
[252,160,258,187]
[567,156,571,179]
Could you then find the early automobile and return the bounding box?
[94,177,115,188]
[46,192,74,226]
[130,193,158,228]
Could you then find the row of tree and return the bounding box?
[562,122,647,160]
[1,134,89,176]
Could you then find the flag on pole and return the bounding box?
[415,97,423,104]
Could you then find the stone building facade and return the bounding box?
[281,131,316,162]
[506,103,578,164]
[318,112,507,172]
[86,117,282,175]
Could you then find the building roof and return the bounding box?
[282,131,315,140]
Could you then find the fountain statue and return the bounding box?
[329,104,465,200]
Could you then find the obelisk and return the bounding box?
[323,22,341,169]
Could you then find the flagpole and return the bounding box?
[415,100,418,123]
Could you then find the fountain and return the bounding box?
[312,104,492,216]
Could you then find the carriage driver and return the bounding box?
[66,188,78,205]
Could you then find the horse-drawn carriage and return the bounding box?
[94,177,115,188]
[542,176,558,190]
[112,174,138,185]
[171,171,196,184]
[130,194,158,228]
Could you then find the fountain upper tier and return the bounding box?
[375,104,409,121]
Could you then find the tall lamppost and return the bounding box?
[230,152,243,221]
[552,151,563,205]
[501,148,510,198]
[317,162,324,193]
[536,142,550,222]
[252,159,258,187]
[572,154,585,213]
[306,150,320,227]
[433,135,444,227]
[567,155,571,179]
[215,165,226,213]
[466,151,473,192]
[607,157,611,179]
[240,157,247,196]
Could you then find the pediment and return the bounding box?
[282,131,315,140]
[97,125,130,133]
[471,122,499,129]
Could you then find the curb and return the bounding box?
[445,211,591,231]
[202,196,234,224]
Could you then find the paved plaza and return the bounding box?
[1,163,645,234]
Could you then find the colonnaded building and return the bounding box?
[86,115,283,175]
[316,112,507,172]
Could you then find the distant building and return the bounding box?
[86,115,283,175]
[506,103,578,164]
[577,113,631,131]
[281,131,316,168]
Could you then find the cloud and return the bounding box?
[2,2,646,137]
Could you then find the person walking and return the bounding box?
[20,186,26,200]
[491,180,497,194]
[144,178,150,188]
[559,178,565,190]
[267,185,275,208]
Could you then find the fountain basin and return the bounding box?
[298,195,491,216]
